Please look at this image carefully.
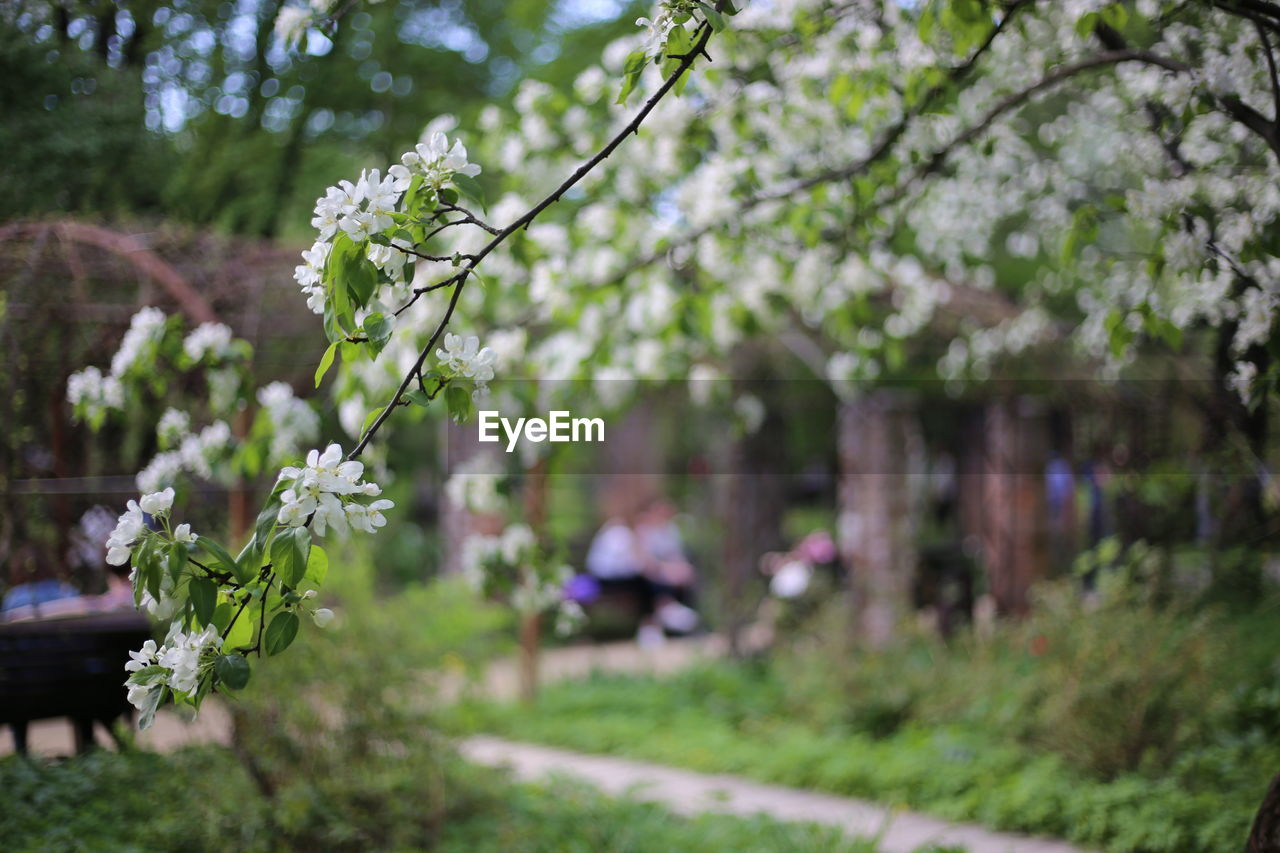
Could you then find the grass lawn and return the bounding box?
[447,661,1269,853]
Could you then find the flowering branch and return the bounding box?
[347,7,724,461]
[92,3,730,729]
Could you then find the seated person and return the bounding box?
[585,495,697,644]
[1,565,134,623]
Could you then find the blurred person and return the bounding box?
[585,493,698,647]
[1,509,135,623]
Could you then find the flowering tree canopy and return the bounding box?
[79,0,732,727]
[75,0,1280,724]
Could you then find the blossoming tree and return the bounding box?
[77,0,734,728]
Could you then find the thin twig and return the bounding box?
[347,13,722,461]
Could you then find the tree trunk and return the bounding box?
[718,395,786,657]
[837,391,924,647]
[980,397,1049,615]
[518,456,550,701]
[1248,770,1280,852]
[517,611,541,704]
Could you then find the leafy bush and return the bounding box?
[0,748,269,853]
[221,551,512,850]
[1,746,915,853]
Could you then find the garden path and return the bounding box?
[461,735,1093,853]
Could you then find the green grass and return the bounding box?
[447,663,1271,853]
[0,746,951,853]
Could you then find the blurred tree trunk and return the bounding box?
[980,397,1049,616]
[1248,770,1280,852]
[837,391,923,647]
[228,408,253,544]
[518,456,550,702]
[719,388,786,657]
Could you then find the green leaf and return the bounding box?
[128,665,169,687]
[167,542,188,584]
[223,603,255,651]
[137,684,167,731]
[201,537,252,585]
[404,388,433,407]
[190,578,217,627]
[364,312,393,355]
[695,1,725,31]
[344,255,378,310]
[451,174,486,208]
[139,540,162,603]
[360,405,386,440]
[211,601,233,634]
[446,384,474,423]
[323,302,344,344]
[666,24,692,58]
[315,341,338,387]
[214,653,251,690]
[270,527,312,589]
[265,611,300,656]
[616,50,648,104]
[439,187,459,206]
[304,544,329,586]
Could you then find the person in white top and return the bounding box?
[585,494,698,645]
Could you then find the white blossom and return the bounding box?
[156,624,222,694]
[436,333,497,393]
[139,487,175,517]
[183,323,235,363]
[110,307,166,378]
[390,131,482,192]
[106,501,145,566]
[124,639,158,673]
[66,366,124,418]
[274,5,312,49]
[274,443,391,537]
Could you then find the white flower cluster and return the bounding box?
[157,408,190,448]
[136,420,232,493]
[182,322,235,363]
[296,130,481,314]
[66,307,170,420]
[124,622,222,710]
[65,366,123,420]
[105,487,175,566]
[256,381,321,463]
[444,453,506,515]
[293,241,330,314]
[276,443,394,537]
[636,1,699,60]
[110,307,167,377]
[459,524,579,630]
[274,5,311,49]
[389,131,482,193]
[460,524,536,591]
[274,0,338,49]
[436,333,497,397]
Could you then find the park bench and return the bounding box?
[0,611,152,754]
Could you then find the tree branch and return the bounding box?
[346,14,723,461]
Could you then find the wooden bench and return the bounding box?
[0,611,152,754]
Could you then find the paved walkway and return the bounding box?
[460,735,1091,853]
